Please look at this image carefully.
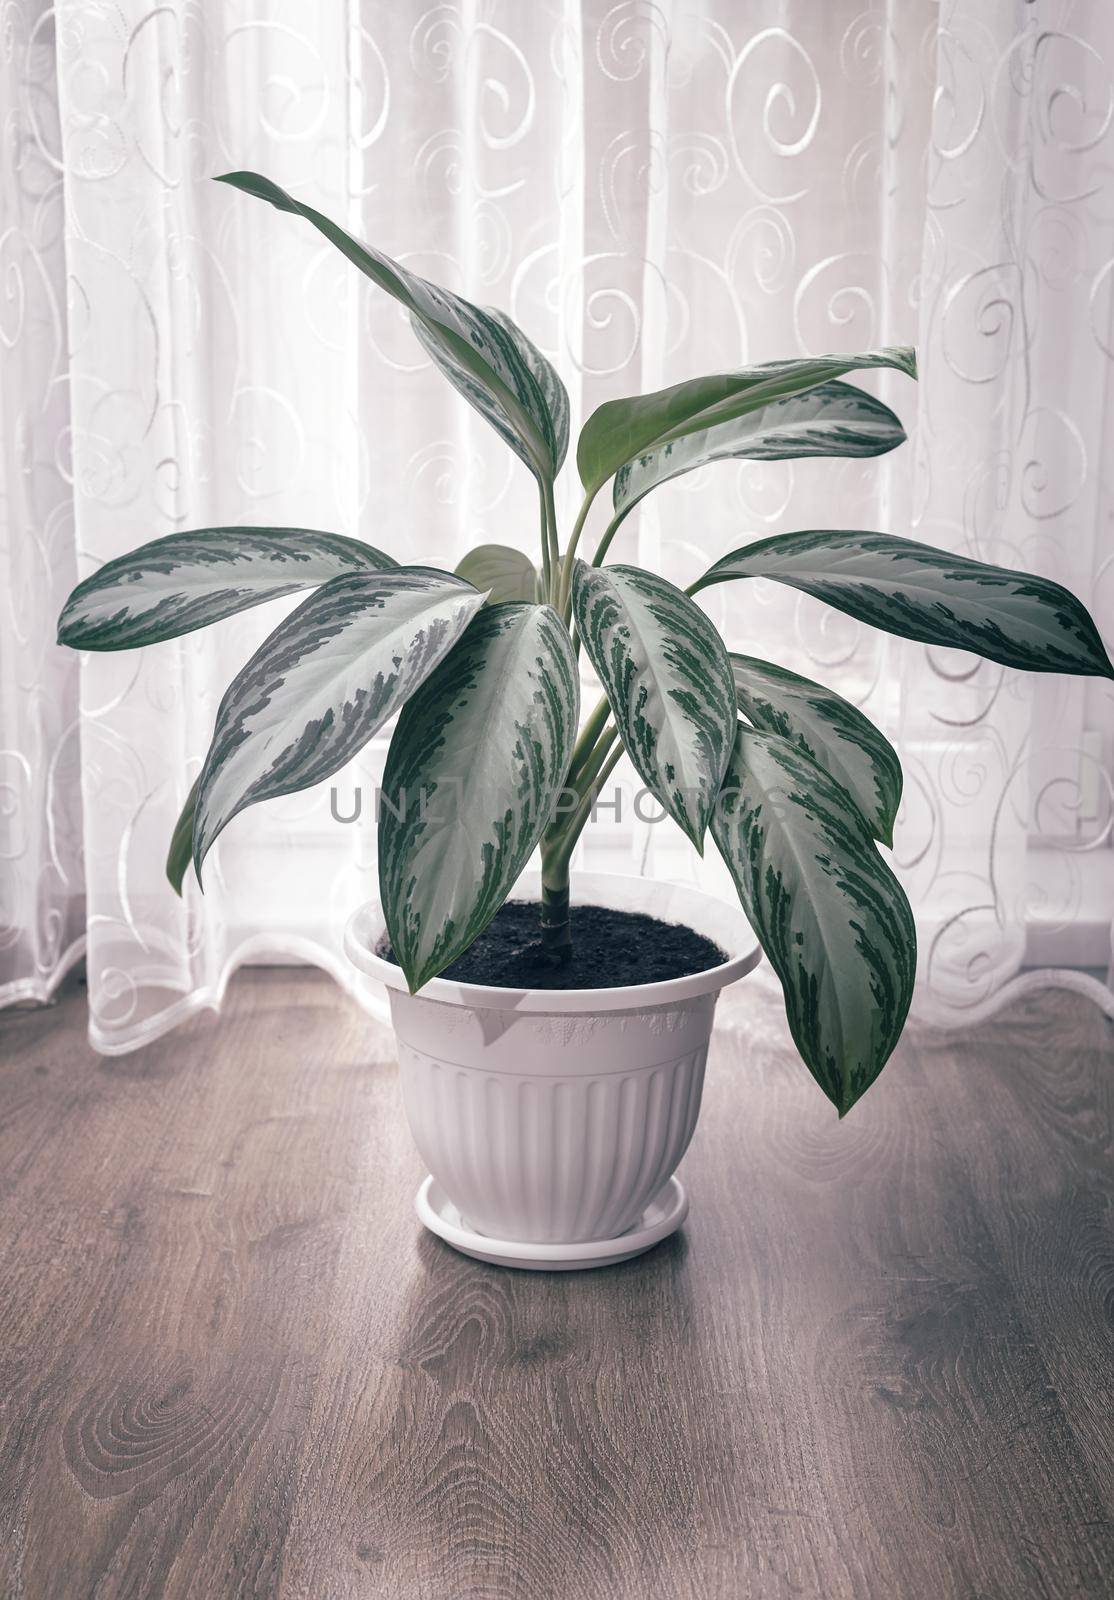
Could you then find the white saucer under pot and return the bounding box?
[345,872,760,1265]
[416,1175,690,1271]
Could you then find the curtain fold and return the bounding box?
[2,0,1111,1050]
[905,2,1114,1019]
[1,3,84,1002]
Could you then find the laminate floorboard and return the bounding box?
[1,968,1111,1599]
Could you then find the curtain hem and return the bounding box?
[0,939,87,1010]
[908,966,1114,1031]
[85,934,394,1057]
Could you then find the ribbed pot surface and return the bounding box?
[346,872,761,1247]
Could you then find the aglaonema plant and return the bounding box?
[57,173,1114,1116]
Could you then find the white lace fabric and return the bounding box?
[1,2,1111,1049]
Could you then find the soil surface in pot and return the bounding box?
[377,901,727,990]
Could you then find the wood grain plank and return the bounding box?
[908,995,1114,1503]
[0,969,1111,1599]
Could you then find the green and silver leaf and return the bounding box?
[577,346,916,495]
[484,308,569,475]
[56,528,396,651]
[455,543,539,604]
[413,307,569,479]
[712,726,916,1116]
[193,568,484,880]
[166,778,199,895]
[572,561,735,850]
[217,172,568,483]
[379,603,579,992]
[696,530,1114,678]
[730,654,902,847]
[612,380,905,520]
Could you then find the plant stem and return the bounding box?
[542,477,561,606]
[571,724,617,795]
[538,483,616,961]
[564,693,612,786]
[546,712,620,856]
[537,488,552,594]
[546,740,624,875]
[538,693,622,966]
[557,486,600,618]
[588,506,628,569]
[539,853,572,963]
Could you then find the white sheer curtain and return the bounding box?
[2,0,1112,1050]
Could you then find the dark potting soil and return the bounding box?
[376,900,727,990]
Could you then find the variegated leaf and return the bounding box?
[57,528,396,651]
[577,346,916,495]
[454,543,539,604]
[414,306,569,478]
[379,603,579,992]
[730,654,902,847]
[193,569,483,880]
[484,308,570,476]
[696,531,1114,678]
[571,561,735,850]
[712,726,916,1116]
[166,778,199,894]
[612,381,905,519]
[217,172,568,482]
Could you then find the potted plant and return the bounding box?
[58,174,1113,1269]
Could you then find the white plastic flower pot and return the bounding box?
[345,871,760,1266]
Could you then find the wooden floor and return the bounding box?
[1,971,1112,1600]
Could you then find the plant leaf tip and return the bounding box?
[396,948,424,995]
[213,171,268,196]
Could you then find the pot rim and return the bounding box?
[344,869,761,1014]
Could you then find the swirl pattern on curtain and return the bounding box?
[1,0,1111,1048]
